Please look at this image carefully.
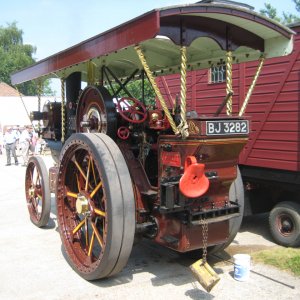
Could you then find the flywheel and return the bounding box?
[76,86,117,138]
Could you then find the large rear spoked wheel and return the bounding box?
[56,133,135,280]
[25,156,51,227]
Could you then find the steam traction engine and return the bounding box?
[11,1,293,287]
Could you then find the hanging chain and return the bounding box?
[201,218,209,264]
[226,51,233,116]
[177,46,189,139]
[239,55,265,116]
[134,45,179,135]
[61,77,65,143]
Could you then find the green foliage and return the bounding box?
[294,0,300,12]
[260,1,300,24]
[0,22,53,96]
[252,247,300,276]
[107,79,156,106]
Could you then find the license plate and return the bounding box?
[206,120,249,136]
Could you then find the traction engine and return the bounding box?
[13,1,293,292]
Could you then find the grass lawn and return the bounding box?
[252,247,300,276]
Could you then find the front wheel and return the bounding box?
[25,156,51,227]
[56,133,135,280]
[269,201,300,247]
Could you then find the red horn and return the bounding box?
[179,156,209,198]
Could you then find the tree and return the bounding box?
[107,79,156,106]
[260,1,300,24]
[294,0,300,12]
[0,22,52,95]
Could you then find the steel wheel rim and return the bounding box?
[25,161,44,223]
[276,213,294,237]
[57,142,108,273]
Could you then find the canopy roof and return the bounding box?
[11,0,294,85]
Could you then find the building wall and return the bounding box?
[0,96,60,131]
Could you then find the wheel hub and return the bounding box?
[29,187,35,197]
[76,194,89,214]
[281,218,293,233]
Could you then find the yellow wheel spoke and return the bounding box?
[91,222,103,248]
[66,191,78,198]
[91,158,97,186]
[88,231,95,257]
[74,159,87,181]
[85,157,91,192]
[90,181,102,199]
[85,218,89,249]
[73,158,93,190]
[94,208,106,218]
[72,218,86,235]
[76,174,81,192]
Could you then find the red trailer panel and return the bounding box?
[157,25,300,172]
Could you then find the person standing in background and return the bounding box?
[19,126,32,166]
[3,127,18,166]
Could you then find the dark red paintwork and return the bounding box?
[157,25,300,172]
[11,4,293,85]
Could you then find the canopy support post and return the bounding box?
[61,78,65,143]
[226,51,233,116]
[135,45,179,135]
[177,46,189,139]
[239,56,265,116]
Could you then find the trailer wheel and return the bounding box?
[209,167,244,254]
[56,133,135,280]
[25,156,51,227]
[269,201,300,247]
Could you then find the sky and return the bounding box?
[0,0,298,92]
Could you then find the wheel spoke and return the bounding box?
[29,169,34,185]
[85,157,91,192]
[85,218,89,250]
[76,174,81,192]
[88,230,95,257]
[91,221,103,248]
[66,191,78,198]
[94,208,106,218]
[35,172,40,186]
[31,196,38,210]
[73,158,87,182]
[72,218,86,235]
[90,181,102,199]
[91,158,97,187]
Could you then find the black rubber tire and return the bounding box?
[56,133,135,280]
[209,167,244,254]
[25,156,51,227]
[269,201,300,247]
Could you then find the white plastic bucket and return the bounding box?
[233,254,251,281]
